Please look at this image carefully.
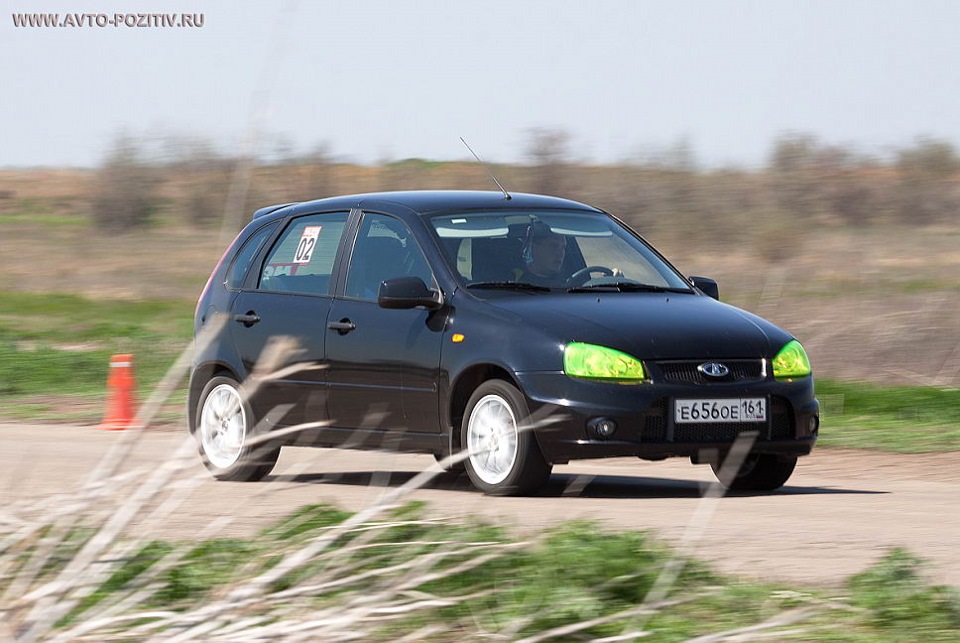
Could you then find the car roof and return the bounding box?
[252,190,603,221]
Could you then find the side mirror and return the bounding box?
[378,277,443,310]
[689,276,719,300]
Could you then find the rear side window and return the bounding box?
[226,223,277,289]
[259,211,349,295]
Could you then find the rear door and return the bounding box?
[228,210,350,429]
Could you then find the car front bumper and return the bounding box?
[514,371,819,464]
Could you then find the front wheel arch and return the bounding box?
[446,365,520,457]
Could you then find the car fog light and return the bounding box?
[588,418,617,438]
[809,416,819,435]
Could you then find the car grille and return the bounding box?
[654,359,765,385]
[640,396,795,443]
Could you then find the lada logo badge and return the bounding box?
[698,362,730,378]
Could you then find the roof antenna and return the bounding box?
[460,137,512,200]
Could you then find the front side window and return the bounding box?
[259,211,349,295]
[345,213,435,301]
[429,210,691,292]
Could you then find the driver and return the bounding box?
[519,222,567,287]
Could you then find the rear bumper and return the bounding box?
[514,371,819,464]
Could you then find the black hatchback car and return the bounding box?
[190,190,818,495]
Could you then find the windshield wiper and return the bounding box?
[467,281,552,292]
[567,282,693,294]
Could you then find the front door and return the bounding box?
[325,212,444,450]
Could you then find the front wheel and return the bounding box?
[461,380,552,496]
[710,453,797,491]
[195,375,280,481]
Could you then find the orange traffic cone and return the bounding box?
[98,354,137,430]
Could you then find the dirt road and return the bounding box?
[2,422,958,589]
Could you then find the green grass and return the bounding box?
[890,278,960,294]
[848,548,960,636]
[0,197,91,226]
[817,379,960,452]
[11,504,958,641]
[0,291,193,422]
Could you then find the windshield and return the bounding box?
[429,210,692,292]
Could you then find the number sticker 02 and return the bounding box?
[293,226,322,264]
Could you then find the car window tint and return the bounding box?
[226,222,276,289]
[259,211,349,295]
[345,213,435,301]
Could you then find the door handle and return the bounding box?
[233,311,261,327]
[327,318,356,334]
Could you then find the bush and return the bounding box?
[91,136,161,232]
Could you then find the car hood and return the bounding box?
[482,292,792,360]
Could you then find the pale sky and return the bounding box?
[3,0,959,168]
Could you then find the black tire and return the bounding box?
[710,453,797,491]
[461,380,552,496]
[194,375,280,482]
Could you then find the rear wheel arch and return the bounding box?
[188,362,240,433]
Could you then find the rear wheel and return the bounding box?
[195,375,280,481]
[461,380,552,495]
[710,453,797,491]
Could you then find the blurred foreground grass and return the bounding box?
[1,290,958,453]
[5,503,958,641]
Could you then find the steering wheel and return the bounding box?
[565,265,614,287]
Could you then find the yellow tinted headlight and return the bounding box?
[772,340,812,378]
[564,342,647,382]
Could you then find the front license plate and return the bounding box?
[674,398,767,423]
